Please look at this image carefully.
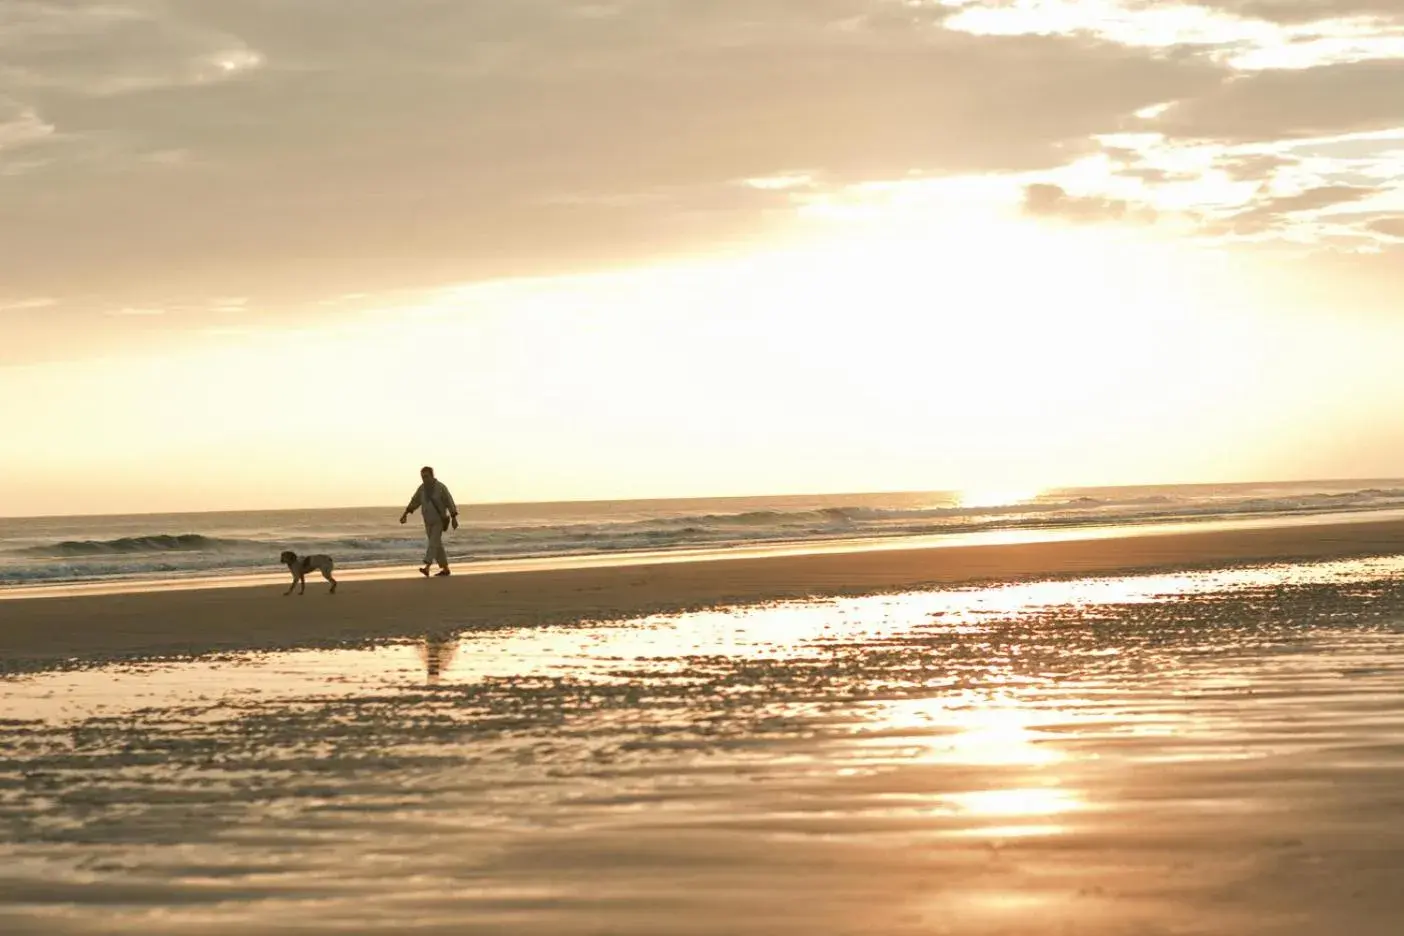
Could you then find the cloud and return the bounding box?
[1015,124,1404,245]
[0,99,52,148]
[0,3,259,178]
[1021,182,1152,222]
[0,296,56,312]
[104,306,166,316]
[0,97,56,174]
[0,1,1226,305]
[206,296,248,313]
[1103,54,1404,243]
[3,0,1402,349]
[0,2,261,97]
[1207,1,1404,25]
[1223,183,1382,230]
[1216,151,1298,181]
[1369,215,1404,235]
[1152,59,1404,142]
[944,0,1404,70]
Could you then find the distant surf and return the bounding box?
[2,480,1404,586]
[18,534,246,557]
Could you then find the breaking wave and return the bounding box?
[18,534,253,557]
[4,482,1404,586]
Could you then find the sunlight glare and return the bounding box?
[955,488,1043,509]
[872,697,1068,767]
[946,787,1082,819]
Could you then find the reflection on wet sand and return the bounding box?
[418,632,459,683]
[3,556,1404,934]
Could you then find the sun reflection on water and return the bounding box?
[954,487,1043,509]
[946,786,1081,819]
[864,695,1068,766]
[7,553,1404,932]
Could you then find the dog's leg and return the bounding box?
[285,574,296,596]
[298,575,306,595]
[320,566,337,594]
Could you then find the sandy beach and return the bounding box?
[5,518,1404,935]
[3,516,1403,666]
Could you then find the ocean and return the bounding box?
[2,478,1404,587]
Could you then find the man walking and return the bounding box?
[400,465,459,577]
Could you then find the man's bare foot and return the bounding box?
[419,565,431,577]
[436,569,451,577]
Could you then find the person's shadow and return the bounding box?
[418,632,459,684]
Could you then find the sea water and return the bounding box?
[3,479,1404,587]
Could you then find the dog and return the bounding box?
[280,550,337,595]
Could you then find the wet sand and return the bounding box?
[2,516,1403,666]
[5,556,1404,934]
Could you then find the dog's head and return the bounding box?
[280,550,297,565]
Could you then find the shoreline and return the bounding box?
[3,515,1403,668]
[6,506,1404,602]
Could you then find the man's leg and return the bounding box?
[425,522,447,573]
[421,522,440,574]
[433,523,450,572]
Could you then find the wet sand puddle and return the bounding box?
[4,557,1404,935]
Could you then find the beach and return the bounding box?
[4,517,1404,935]
[3,516,1403,665]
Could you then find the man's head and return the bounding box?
[421,466,434,482]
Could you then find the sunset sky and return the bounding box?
[4,0,1404,516]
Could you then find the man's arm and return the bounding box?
[441,484,459,529]
[399,487,423,524]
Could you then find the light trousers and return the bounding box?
[423,521,448,568]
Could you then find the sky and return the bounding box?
[3,0,1404,516]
